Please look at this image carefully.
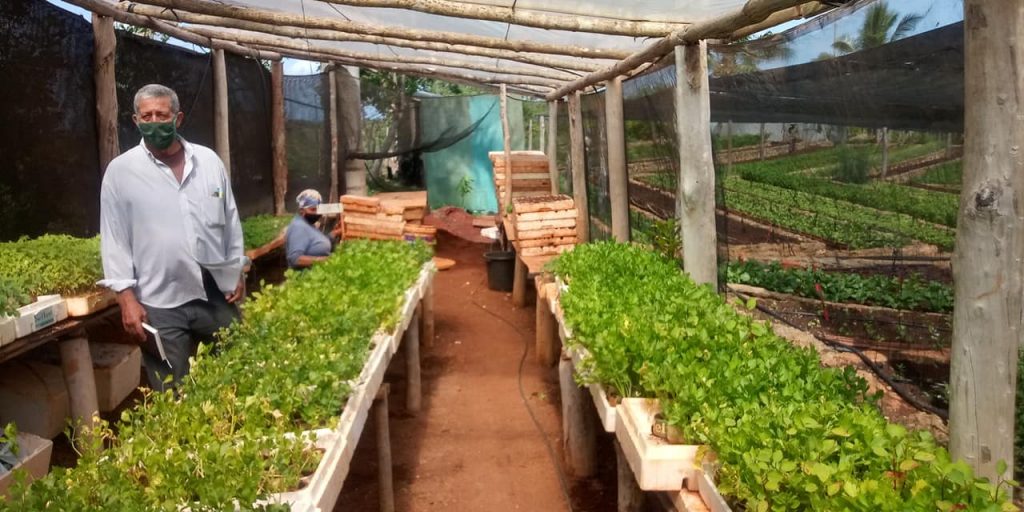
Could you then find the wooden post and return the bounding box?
[880,127,889,178]
[328,69,341,203]
[606,77,629,243]
[420,281,435,348]
[726,119,734,175]
[500,84,513,217]
[568,92,590,242]
[271,60,288,215]
[559,357,596,477]
[535,276,558,366]
[616,442,644,512]
[92,13,119,172]
[404,308,422,414]
[59,337,99,445]
[674,43,718,287]
[946,132,954,158]
[547,101,559,194]
[539,114,546,154]
[374,384,395,512]
[527,117,534,151]
[758,122,766,161]
[949,0,1024,483]
[212,48,231,177]
[512,256,528,307]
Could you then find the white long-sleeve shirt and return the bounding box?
[99,138,245,309]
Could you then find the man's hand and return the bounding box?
[117,289,148,342]
[226,275,246,304]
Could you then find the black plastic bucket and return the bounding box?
[484,251,515,292]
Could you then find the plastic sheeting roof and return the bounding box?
[190,0,750,85]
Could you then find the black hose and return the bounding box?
[729,286,949,420]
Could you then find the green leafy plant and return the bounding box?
[457,175,475,204]
[833,145,872,184]
[552,242,1012,511]
[242,215,292,250]
[3,240,431,509]
[0,278,29,317]
[725,260,953,313]
[0,235,103,299]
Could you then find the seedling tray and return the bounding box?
[0,432,53,498]
[567,346,617,433]
[0,316,15,347]
[616,398,702,491]
[14,295,67,339]
[66,288,116,317]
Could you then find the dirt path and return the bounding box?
[337,233,614,511]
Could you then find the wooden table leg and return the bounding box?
[617,441,645,512]
[374,384,394,512]
[535,278,558,366]
[559,357,596,477]
[58,337,99,443]
[404,309,422,414]
[512,254,528,307]
[420,280,435,349]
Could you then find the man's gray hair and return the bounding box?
[133,84,180,114]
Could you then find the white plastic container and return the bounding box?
[13,295,67,338]
[616,398,702,491]
[0,316,15,347]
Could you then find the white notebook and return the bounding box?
[141,322,172,369]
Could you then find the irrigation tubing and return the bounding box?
[470,280,575,512]
[728,286,950,421]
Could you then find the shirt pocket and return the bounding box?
[199,196,226,228]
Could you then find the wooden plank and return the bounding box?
[516,209,577,222]
[512,255,528,307]
[494,172,552,180]
[271,60,288,215]
[341,195,381,208]
[513,195,574,213]
[518,228,577,240]
[345,230,402,241]
[92,13,119,172]
[522,245,573,257]
[489,150,548,162]
[343,221,405,234]
[492,161,551,172]
[381,203,405,215]
[516,218,577,231]
[345,211,405,222]
[213,48,231,176]
[518,236,576,249]
[505,179,552,190]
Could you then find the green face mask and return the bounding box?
[138,120,178,150]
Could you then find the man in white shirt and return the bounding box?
[99,84,246,391]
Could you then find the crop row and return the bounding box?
[242,214,293,250]
[4,240,432,510]
[723,178,956,250]
[551,242,1009,511]
[725,260,953,313]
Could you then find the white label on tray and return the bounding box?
[34,308,55,329]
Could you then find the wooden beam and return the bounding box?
[123,0,633,60]
[92,13,119,172]
[547,101,559,194]
[247,43,560,90]
[187,25,578,82]
[271,60,287,215]
[500,84,514,217]
[116,2,600,71]
[527,118,534,151]
[568,92,589,242]
[64,0,280,60]
[546,0,808,100]
[318,0,689,37]
[539,114,546,155]
[949,0,1024,483]
[674,43,718,287]
[329,69,340,203]
[212,48,231,177]
[730,1,829,40]
[605,77,628,242]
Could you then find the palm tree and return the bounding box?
[831,1,923,54]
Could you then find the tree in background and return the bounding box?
[832,2,923,54]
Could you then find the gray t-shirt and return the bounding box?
[285,215,333,269]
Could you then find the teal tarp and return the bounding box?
[420,95,525,213]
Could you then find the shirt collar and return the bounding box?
[139,136,196,185]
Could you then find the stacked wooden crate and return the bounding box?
[513,195,577,257]
[403,224,437,244]
[489,150,552,213]
[341,195,405,241]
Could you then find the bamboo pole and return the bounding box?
[65,0,281,60]
[92,13,119,172]
[123,0,632,60]
[500,84,513,216]
[730,1,829,39]
[186,25,578,82]
[115,3,602,73]
[212,48,231,177]
[246,43,560,90]
[271,61,287,215]
[568,92,589,243]
[606,77,629,242]
[329,69,340,203]
[547,101,559,194]
[318,0,689,37]
[674,43,718,287]
[546,0,807,101]
[949,0,1024,483]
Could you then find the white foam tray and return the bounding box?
[0,316,15,347]
[14,295,67,338]
[616,398,702,491]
